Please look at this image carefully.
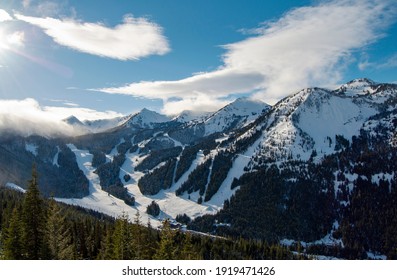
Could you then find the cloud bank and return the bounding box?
[0,98,122,137]
[15,13,170,60]
[97,0,396,111]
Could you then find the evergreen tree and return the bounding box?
[99,225,115,260]
[3,208,23,259]
[21,165,46,259]
[140,218,157,259]
[131,211,144,259]
[154,219,176,260]
[113,212,134,259]
[181,233,199,260]
[46,199,74,259]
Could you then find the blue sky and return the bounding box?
[0,0,396,124]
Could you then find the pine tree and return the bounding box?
[181,233,199,260]
[140,218,157,259]
[3,208,23,259]
[154,219,176,260]
[46,199,74,259]
[100,226,115,260]
[113,212,134,259]
[131,211,144,259]
[21,165,46,259]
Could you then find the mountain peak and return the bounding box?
[346,78,375,86]
[172,110,213,123]
[337,78,376,96]
[140,107,154,114]
[63,115,84,126]
[126,108,170,129]
[201,97,271,136]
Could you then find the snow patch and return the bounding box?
[52,146,60,167]
[5,182,26,193]
[25,143,38,156]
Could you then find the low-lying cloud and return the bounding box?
[0,98,122,137]
[97,0,397,112]
[15,13,170,60]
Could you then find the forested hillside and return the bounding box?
[0,170,294,260]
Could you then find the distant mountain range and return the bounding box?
[1,78,397,259]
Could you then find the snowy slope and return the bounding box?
[172,110,213,123]
[63,115,130,134]
[202,98,270,136]
[241,80,396,167]
[57,144,218,226]
[83,115,130,133]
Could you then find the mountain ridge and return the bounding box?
[2,78,397,258]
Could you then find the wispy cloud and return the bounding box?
[15,13,170,60]
[377,54,397,69]
[0,98,122,137]
[97,0,396,111]
[358,52,397,70]
[21,0,74,17]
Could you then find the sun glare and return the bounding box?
[0,28,25,54]
[0,28,9,52]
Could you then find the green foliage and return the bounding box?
[191,163,336,242]
[21,166,47,259]
[0,185,297,260]
[146,201,160,217]
[176,213,191,224]
[174,139,218,182]
[95,151,134,204]
[113,212,134,260]
[174,146,201,182]
[138,159,176,195]
[205,152,233,201]
[176,159,211,196]
[3,208,23,259]
[135,146,181,172]
[91,150,106,168]
[154,220,177,260]
[46,199,74,259]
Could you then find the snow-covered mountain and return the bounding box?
[235,79,397,169]
[2,79,397,256]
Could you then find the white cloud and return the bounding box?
[0,98,122,137]
[161,95,230,116]
[100,68,264,99]
[96,0,396,112]
[43,105,122,121]
[15,13,170,60]
[0,9,12,22]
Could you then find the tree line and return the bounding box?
[0,167,294,260]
